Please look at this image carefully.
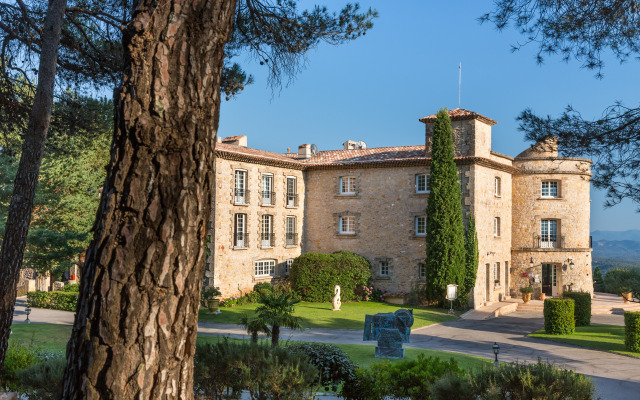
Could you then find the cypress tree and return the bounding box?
[463,214,479,297]
[593,267,605,292]
[425,108,466,302]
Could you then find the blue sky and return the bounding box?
[218,1,640,231]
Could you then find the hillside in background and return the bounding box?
[591,230,640,272]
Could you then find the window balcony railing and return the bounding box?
[261,233,275,248]
[261,191,276,205]
[285,233,298,246]
[234,233,249,248]
[534,235,565,249]
[286,193,298,207]
[234,188,249,204]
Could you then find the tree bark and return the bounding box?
[0,0,67,373]
[61,0,236,398]
[271,324,280,347]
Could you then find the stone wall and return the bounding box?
[511,157,593,296]
[304,165,429,294]
[206,156,305,297]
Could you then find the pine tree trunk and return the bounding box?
[0,0,67,373]
[61,1,236,398]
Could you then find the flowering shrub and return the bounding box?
[359,286,385,302]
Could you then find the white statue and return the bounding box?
[332,285,341,311]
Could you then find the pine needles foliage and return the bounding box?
[425,109,466,302]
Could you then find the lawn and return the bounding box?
[11,324,489,371]
[198,301,457,329]
[529,325,640,358]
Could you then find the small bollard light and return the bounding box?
[492,342,500,366]
[25,305,31,324]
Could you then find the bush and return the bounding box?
[15,354,65,400]
[341,355,463,400]
[603,268,640,298]
[520,286,534,294]
[289,343,356,392]
[2,343,40,384]
[62,283,79,292]
[290,251,371,302]
[430,359,595,400]
[624,311,640,352]
[194,340,318,399]
[26,291,78,311]
[544,298,575,335]
[253,282,274,295]
[562,291,591,326]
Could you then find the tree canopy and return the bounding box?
[482,0,640,211]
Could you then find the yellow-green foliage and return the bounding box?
[544,298,575,335]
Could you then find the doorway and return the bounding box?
[541,263,557,296]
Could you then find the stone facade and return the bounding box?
[206,109,593,307]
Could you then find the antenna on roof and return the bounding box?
[458,62,462,109]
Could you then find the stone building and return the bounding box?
[205,109,593,308]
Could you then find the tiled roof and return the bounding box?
[216,143,303,166]
[419,108,497,126]
[306,145,425,165]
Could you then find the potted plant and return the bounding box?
[520,286,534,304]
[494,279,500,286]
[202,287,222,313]
[620,287,633,303]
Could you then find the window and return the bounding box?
[541,219,558,248]
[339,216,355,234]
[261,215,273,248]
[285,259,294,275]
[494,177,501,196]
[286,216,297,246]
[541,181,559,198]
[415,216,427,236]
[234,213,247,248]
[261,174,273,205]
[340,176,357,195]
[255,260,275,277]
[379,261,389,277]
[419,262,426,279]
[416,174,430,193]
[494,217,501,237]
[234,170,247,204]
[286,177,297,207]
[494,262,501,283]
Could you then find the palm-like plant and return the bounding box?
[239,313,270,343]
[255,292,303,347]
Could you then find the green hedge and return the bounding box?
[624,311,640,352]
[290,251,371,302]
[544,298,575,335]
[26,291,78,311]
[561,291,591,326]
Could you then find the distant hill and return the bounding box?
[592,240,640,263]
[591,229,640,242]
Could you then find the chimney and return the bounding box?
[298,144,312,159]
[343,140,366,150]
[221,135,247,147]
[216,136,222,143]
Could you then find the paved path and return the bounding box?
[13,299,639,400]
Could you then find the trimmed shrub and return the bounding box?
[194,340,318,399]
[62,283,80,292]
[26,291,78,311]
[340,355,463,400]
[430,359,595,400]
[624,311,640,352]
[562,291,592,326]
[290,251,371,302]
[289,343,356,392]
[544,298,575,335]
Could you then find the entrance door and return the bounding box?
[485,264,491,303]
[541,263,557,296]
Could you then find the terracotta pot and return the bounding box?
[522,293,532,304]
[539,293,546,301]
[207,298,220,313]
[622,292,633,303]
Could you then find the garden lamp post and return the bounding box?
[25,305,31,324]
[492,342,500,366]
[446,284,458,314]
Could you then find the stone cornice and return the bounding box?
[216,149,306,170]
[511,248,592,253]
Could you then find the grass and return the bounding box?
[530,324,640,358]
[11,324,489,372]
[198,301,457,329]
